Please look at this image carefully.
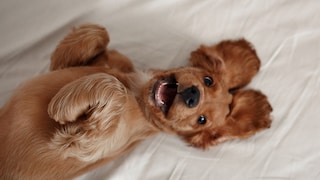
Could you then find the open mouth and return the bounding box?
[152,75,178,115]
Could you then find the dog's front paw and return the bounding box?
[50,24,109,71]
[48,73,128,162]
[226,89,272,138]
[48,73,127,125]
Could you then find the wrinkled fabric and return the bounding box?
[0,0,319,179]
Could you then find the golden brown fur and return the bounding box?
[0,24,272,179]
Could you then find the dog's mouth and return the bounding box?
[152,75,178,115]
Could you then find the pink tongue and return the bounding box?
[159,84,176,105]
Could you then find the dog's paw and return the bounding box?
[48,73,127,125]
[48,73,128,162]
[226,89,272,138]
[50,24,109,70]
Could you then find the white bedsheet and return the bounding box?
[1,0,319,179]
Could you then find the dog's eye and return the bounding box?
[204,76,213,87]
[197,115,207,125]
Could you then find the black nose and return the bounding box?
[181,86,200,108]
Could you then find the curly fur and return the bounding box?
[0,24,272,179]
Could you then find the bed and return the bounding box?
[1,0,319,179]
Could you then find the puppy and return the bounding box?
[0,24,272,179]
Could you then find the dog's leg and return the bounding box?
[105,50,135,73]
[50,24,109,71]
[50,24,135,73]
[47,73,129,162]
[190,39,260,90]
[184,89,272,149]
[48,73,127,124]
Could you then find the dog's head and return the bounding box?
[142,39,265,149]
[143,66,232,136]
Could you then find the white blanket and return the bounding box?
[1,0,319,179]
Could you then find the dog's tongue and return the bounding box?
[159,84,176,105]
[156,82,177,107]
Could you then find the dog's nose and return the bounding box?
[181,86,200,108]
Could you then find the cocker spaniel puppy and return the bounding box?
[0,24,272,179]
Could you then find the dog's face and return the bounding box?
[142,66,232,141]
[141,39,269,149]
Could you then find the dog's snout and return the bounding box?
[181,86,200,108]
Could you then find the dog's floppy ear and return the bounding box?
[190,46,225,74]
[50,24,109,71]
[184,90,272,149]
[183,129,225,149]
[190,39,260,90]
